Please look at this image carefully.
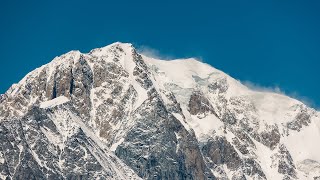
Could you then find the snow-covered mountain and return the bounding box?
[0,42,319,180]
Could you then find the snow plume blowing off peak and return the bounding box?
[242,80,319,110]
[137,44,205,63]
[137,45,176,60]
[0,42,319,180]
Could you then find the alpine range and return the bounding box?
[0,42,319,180]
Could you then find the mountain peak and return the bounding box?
[88,42,134,57]
[0,42,319,179]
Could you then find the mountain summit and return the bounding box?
[0,42,319,179]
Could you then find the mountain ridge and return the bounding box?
[0,42,319,180]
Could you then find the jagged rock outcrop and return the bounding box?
[188,91,215,117]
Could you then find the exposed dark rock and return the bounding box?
[116,95,214,180]
[188,91,215,117]
[259,125,281,150]
[287,111,312,131]
[208,78,228,94]
[222,110,237,125]
[202,136,242,171]
[271,144,297,179]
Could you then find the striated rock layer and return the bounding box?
[0,42,319,180]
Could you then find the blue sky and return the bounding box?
[1,0,319,108]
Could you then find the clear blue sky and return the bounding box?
[1,0,319,108]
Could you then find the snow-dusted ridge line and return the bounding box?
[4,41,317,111]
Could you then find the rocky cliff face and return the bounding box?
[0,42,319,180]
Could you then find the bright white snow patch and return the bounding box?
[40,96,69,109]
[110,138,125,152]
[0,152,4,164]
[189,114,225,142]
[283,115,320,163]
